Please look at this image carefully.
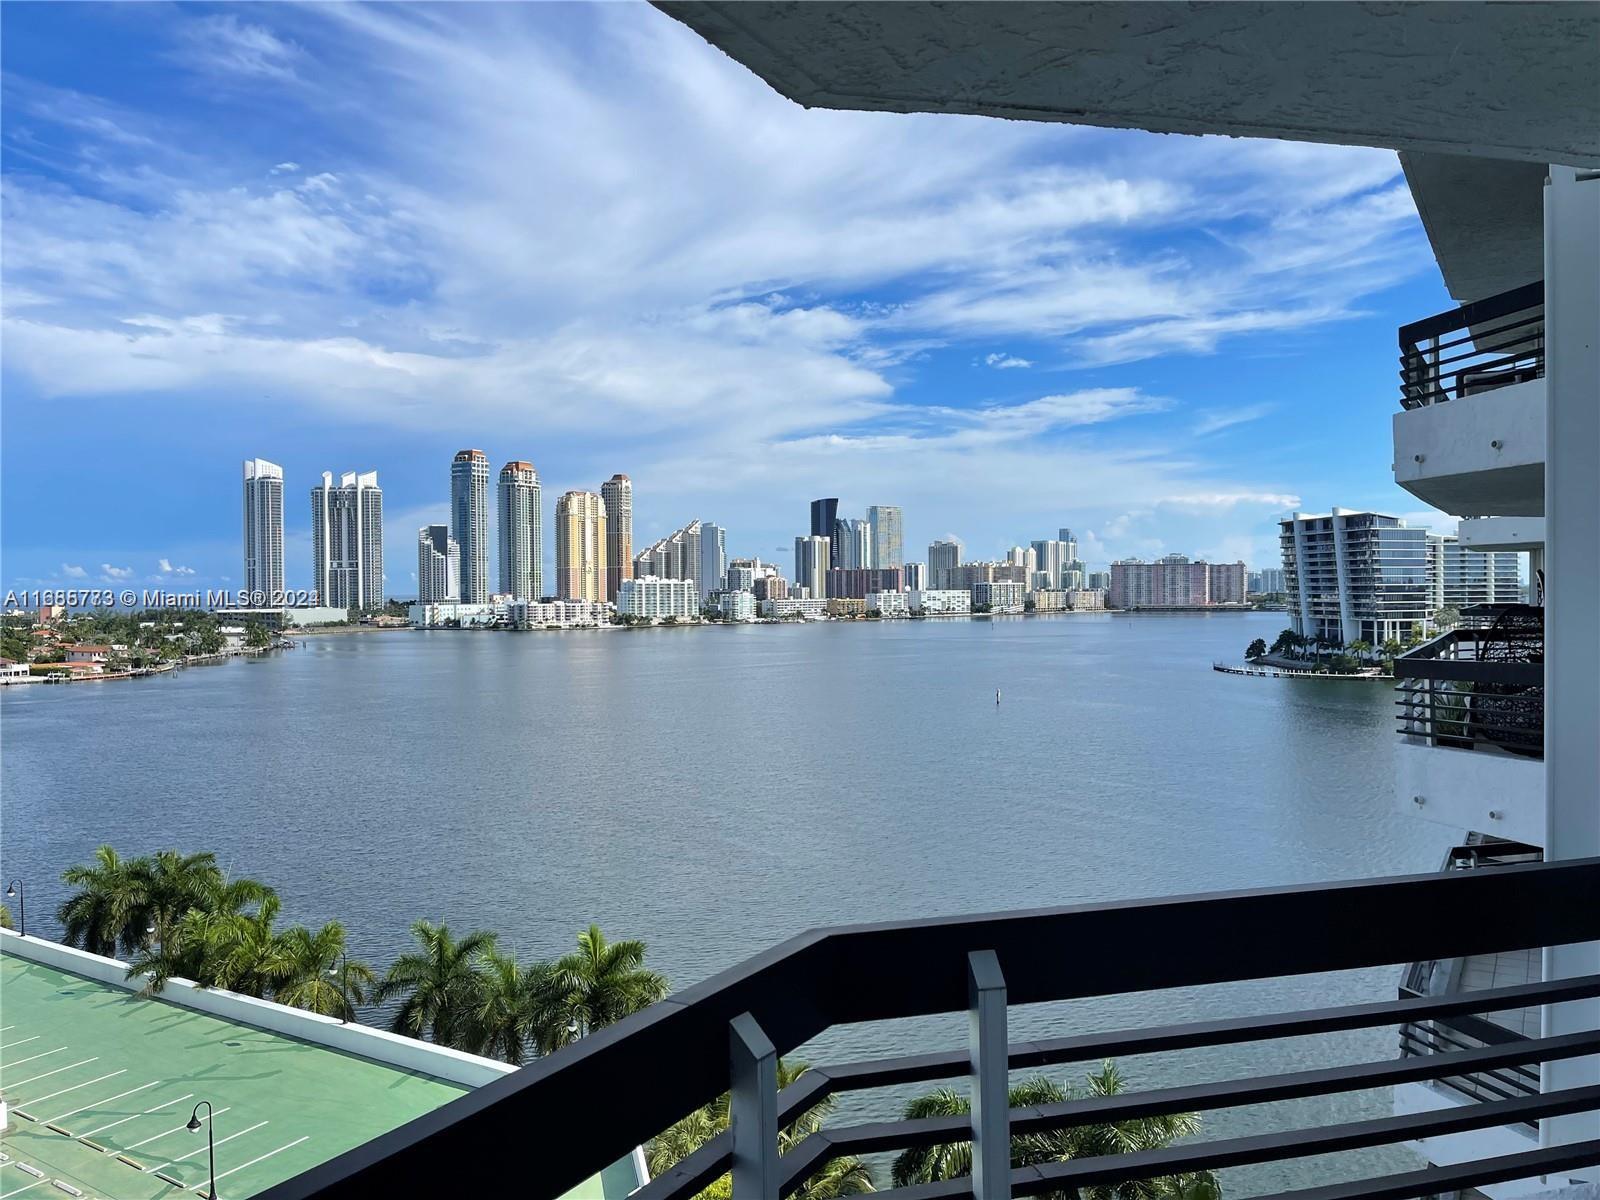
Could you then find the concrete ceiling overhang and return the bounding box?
[654,1,1600,168]
[1400,153,1547,304]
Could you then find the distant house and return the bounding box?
[64,644,111,664]
[0,659,30,681]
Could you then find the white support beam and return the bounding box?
[1540,163,1600,1169]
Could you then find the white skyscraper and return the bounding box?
[242,458,284,600]
[497,461,543,601]
[311,471,384,610]
[417,525,460,603]
[866,505,903,568]
[451,450,490,603]
[793,535,829,599]
[699,522,727,605]
[838,518,874,570]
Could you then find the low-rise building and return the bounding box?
[64,644,111,664]
[825,597,866,618]
[759,597,829,620]
[508,600,610,628]
[1035,588,1108,612]
[972,581,1025,612]
[715,590,757,621]
[909,589,971,615]
[865,590,910,617]
[0,659,31,682]
[617,575,700,621]
[408,602,506,628]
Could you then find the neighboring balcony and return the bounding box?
[1393,282,1545,518]
[1395,841,1552,1200]
[1396,605,1544,846]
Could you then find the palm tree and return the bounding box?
[129,849,225,955]
[275,922,376,1020]
[892,1062,1214,1200]
[124,873,280,994]
[1347,639,1373,663]
[536,924,669,1052]
[469,950,553,1064]
[58,845,145,956]
[375,920,496,1049]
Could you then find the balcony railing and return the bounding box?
[256,861,1600,1200]
[1396,607,1544,758]
[1400,841,1547,1113]
[1399,280,1544,410]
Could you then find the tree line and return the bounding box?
[42,846,1218,1197]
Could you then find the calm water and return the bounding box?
[1,613,1451,1193]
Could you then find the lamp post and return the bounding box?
[4,879,24,937]
[186,1101,217,1199]
[327,952,350,1023]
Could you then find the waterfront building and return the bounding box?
[902,561,927,591]
[793,535,829,601]
[826,597,866,618]
[508,600,609,629]
[836,518,874,570]
[497,461,543,601]
[616,575,698,621]
[1108,555,1248,611]
[1427,533,1521,611]
[972,580,1025,612]
[555,491,607,603]
[865,590,909,617]
[699,522,727,606]
[242,458,285,600]
[635,521,704,596]
[927,540,962,589]
[311,470,383,610]
[715,589,756,621]
[866,505,903,568]
[417,525,460,603]
[825,567,903,599]
[725,561,756,592]
[810,498,840,568]
[408,601,504,628]
[752,574,788,601]
[908,588,971,615]
[1278,511,1430,644]
[758,597,828,620]
[450,450,490,603]
[601,474,633,603]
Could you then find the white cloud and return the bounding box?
[270,162,301,174]
[60,563,88,579]
[1157,492,1301,511]
[158,557,196,576]
[983,352,1032,370]
[100,563,134,579]
[176,15,305,83]
[1192,403,1275,436]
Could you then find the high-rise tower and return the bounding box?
[601,474,633,602]
[242,458,285,599]
[311,471,383,610]
[497,461,543,601]
[451,450,490,602]
[555,491,607,603]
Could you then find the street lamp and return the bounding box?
[327,952,350,1023]
[186,1101,217,1199]
[4,879,24,937]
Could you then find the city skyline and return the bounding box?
[1,4,1466,596]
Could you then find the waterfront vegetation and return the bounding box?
[45,844,1219,1195]
[1249,628,1421,675]
[4,608,277,672]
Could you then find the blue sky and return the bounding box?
[1,2,1459,597]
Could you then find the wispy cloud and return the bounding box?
[983,352,1032,370]
[158,557,196,576]
[100,563,134,580]
[60,563,88,579]
[175,15,305,83]
[1192,403,1275,436]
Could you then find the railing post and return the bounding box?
[730,1012,778,1200]
[968,950,1009,1200]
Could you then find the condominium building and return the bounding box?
[865,590,909,617]
[809,498,839,568]
[497,461,542,601]
[865,505,903,568]
[758,597,828,620]
[1249,567,1288,595]
[1278,511,1430,644]
[601,474,633,602]
[508,600,609,629]
[902,561,927,591]
[715,590,756,621]
[699,522,727,606]
[1034,588,1106,613]
[450,450,490,603]
[752,574,788,601]
[1109,555,1248,611]
[617,575,699,621]
[242,458,285,600]
[836,518,873,570]
[311,471,383,610]
[417,525,460,603]
[1086,570,1111,591]
[927,540,962,589]
[635,521,706,598]
[793,535,829,601]
[824,568,903,599]
[908,589,971,615]
[972,580,1025,612]
[554,491,607,603]
[1427,533,1521,610]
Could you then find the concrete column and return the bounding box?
[1540,163,1600,1165]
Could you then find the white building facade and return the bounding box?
[311,470,383,611]
[909,589,971,615]
[617,576,700,621]
[417,525,460,603]
[1279,510,1431,645]
[242,458,285,601]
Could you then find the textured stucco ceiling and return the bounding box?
[1400,153,1547,305]
[656,1,1600,167]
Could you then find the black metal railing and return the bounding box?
[255,861,1600,1200]
[1399,281,1544,409]
[1395,611,1544,757]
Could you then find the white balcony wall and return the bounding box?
[1393,378,1545,517]
[1397,741,1544,847]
